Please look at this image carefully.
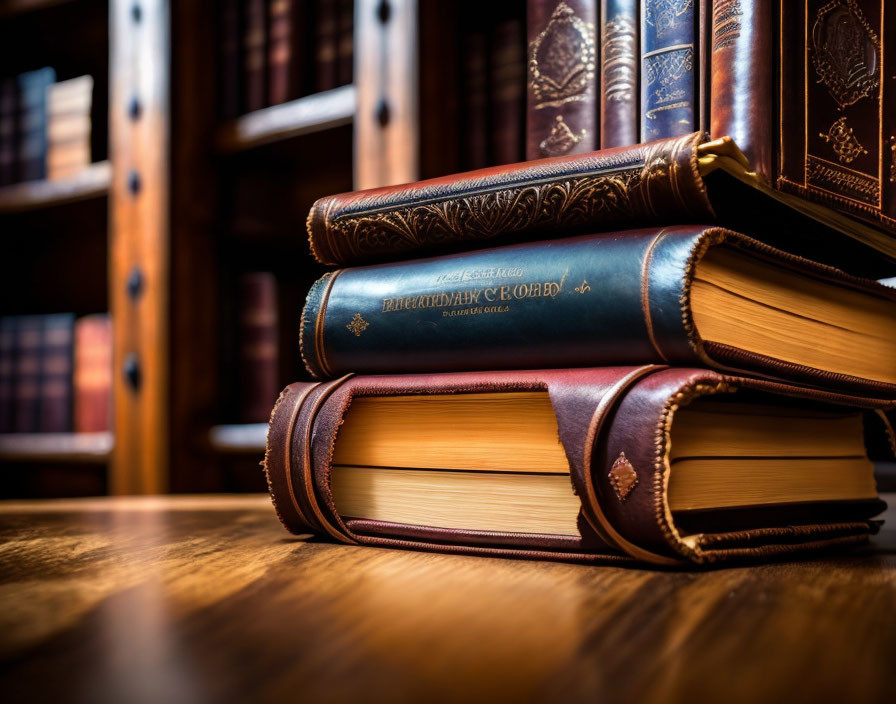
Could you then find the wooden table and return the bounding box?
[2,495,895,704]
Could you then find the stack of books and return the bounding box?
[264,1,896,565]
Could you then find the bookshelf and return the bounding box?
[0,159,110,213]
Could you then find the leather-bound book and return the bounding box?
[0,317,16,433]
[526,0,598,160]
[462,28,490,170]
[14,316,43,433]
[265,367,894,565]
[219,0,242,118]
[301,225,896,396]
[491,16,526,165]
[336,0,353,87]
[600,0,639,148]
[640,0,698,141]
[238,273,279,423]
[269,0,306,105]
[39,313,74,433]
[0,78,17,186]
[314,0,339,92]
[46,75,93,180]
[74,314,111,433]
[17,67,55,182]
[244,0,269,112]
[306,132,896,276]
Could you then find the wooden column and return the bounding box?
[109,0,170,494]
[354,0,419,189]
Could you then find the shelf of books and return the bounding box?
[0,159,109,213]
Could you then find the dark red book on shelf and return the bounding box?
[74,314,111,433]
[0,317,16,433]
[244,0,269,112]
[0,77,17,186]
[39,314,74,433]
[238,273,279,423]
[268,0,306,105]
[14,316,43,433]
[219,0,243,118]
[490,15,526,165]
[336,0,353,87]
[315,0,339,92]
[462,28,490,170]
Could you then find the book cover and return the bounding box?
[39,313,74,433]
[238,273,279,423]
[46,75,93,180]
[600,0,639,148]
[462,28,490,170]
[269,0,306,105]
[244,0,269,112]
[491,16,526,165]
[17,67,55,182]
[336,0,354,87]
[74,314,112,433]
[13,316,44,433]
[315,0,339,92]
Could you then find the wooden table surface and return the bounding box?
[2,494,895,704]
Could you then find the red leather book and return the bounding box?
[526,0,599,160]
[600,0,639,148]
[219,0,242,118]
[336,0,354,87]
[14,316,43,433]
[238,273,280,423]
[74,314,111,433]
[491,16,526,165]
[306,132,896,277]
[39,314,74,433]
[314,0,339,92]
[244,0,269,112]
[265,367,894,565]
[268,0,306,105]
[462,28,490,170]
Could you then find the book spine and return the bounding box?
[219,0,242,118]
[526,0,599,160]
[14,316,43,433]
[709,0,773,181]
[300,227,705,378]
[463,29,490,170]
[315,0,339,92]
[39,314,74,433]
[0,317,16,433]
[238,273,279,423]
[0,78,17,186]
[600,0,639,148]
[244,0,269,112]
[491,16,526,165]
[307,131,711,265]
[336,0,354,86]
[74,314,112,433]
[47,77,93,180]
[640,0,698,141]
[268,0,293,105]
[17,68,55,182]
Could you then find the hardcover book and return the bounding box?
[39,314,74,433]
[13,316,43,433]
[74,314,111,433]
[238,273,279,423]
[46,75,93,180]
[300,225,896,396]
[268,0,306,105]
[601,0,639,148]
[526,0,598,159]
[244,0,269,112]
[314,0,339,92]
[264,367,894,565]
[17,67,55,183]
[305,132,896,276]
[491,15,526,165]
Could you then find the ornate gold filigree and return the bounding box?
[574,279,590,294]
[644,47,694,88]
[819,117,868,163]
[539,114,586,157]
[812,0,880,109]
[528,2,596,109]
[644,0,694,40]
[608,452,638,501]
[601,14,637,103]
[712,0,743,51]
[805,155,880,206]
[346,313,369,337]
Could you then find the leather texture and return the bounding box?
[300,224,896,397]
[263,367,894,565]
[600,0,640,148]
[526,0,599,160]
[306,132,712,266]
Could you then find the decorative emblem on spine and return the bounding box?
[574,279,590,294]
[528,2,596,109]
[644,0,694,39]
[811,0,880,109]
[539,115,586,156]
[712,0,743,51]
[602,14,637,103]
[346,313,369,337]
[608,452,638,501]
[819,117,868,163]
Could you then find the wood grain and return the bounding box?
[1,494,895,704]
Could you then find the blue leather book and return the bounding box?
[640,0,698,141]
[17,67,55,182]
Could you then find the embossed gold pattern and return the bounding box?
[644,47,694,119]
[528,2,596,109]
[819,116,868,163]
[811,0,880,109]
[644,0,694,40]
[609,452,638,501]
[346,313,369,337]
[601,14,637,103]
[712,0,743,52]
[539,115,586,156]
[574,279,591,294]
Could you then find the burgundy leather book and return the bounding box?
[244,0,269,112]
[268,0,305,105]
[314,0,339,92]
[265,367,894,565]
[219,0,242,118]
[336,0,353,87]
[600,0,639,148]
[526,0,598,160]
[14,316,43,433]
[462,28,490,170]
[39,314,74,433]
[491,16,526,165]
[306,132,896,277]
[238,273,280,423]
[74,314,111,433]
